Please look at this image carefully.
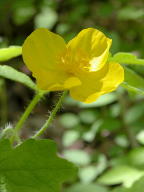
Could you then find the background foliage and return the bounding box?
[0,0,144,191]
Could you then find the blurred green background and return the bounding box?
[0,0,144,191]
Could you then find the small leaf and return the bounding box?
[118,7,144,20]
[0,65,36,90]
[122,66,144,94]
[110,52,144,65]
[79,110,97,124]
[64,183,108,192]
[98,165,144,187]
[0,46,22,62]
[79,155,107,183]
[60,113,80,129]
[35,7,58,29]
[113,177,144,192]
[0,139,77,192]
[62,130,80,147]
[127,147,144,169]
[13,7,36,25]
[130,176,144,192]
[124,103,144,124]
[112,187,127,192]
[63,149,91,166]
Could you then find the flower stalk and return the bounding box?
[33,91,67,139]
[11,91,45,143]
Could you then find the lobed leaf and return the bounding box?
[0,139,77,192]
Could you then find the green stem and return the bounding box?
[11,91,44,143]
[0,79,8,126]
[33,91,67,139]
[118,90,138,148]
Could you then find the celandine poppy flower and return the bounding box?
[22,28,124,103]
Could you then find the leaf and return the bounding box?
[112,187,128,192]
[83,120,102,142]
[0,46,22,62]
[124,103,144,124]
[63,149,91,166]
[35,7,58,29]
[110,52,144,65]
[62,130,80,147]
[113,177,144,192]
[118,7,144,20]
[79,155,107,183]
[136,131,144,145]
[79,166,99,183]
[98,165,144,187]
[60,113,80,129]
[79,110,97,124]
[64,183,108,192]
[12,0,36,25]
[122,66,144,94]
[0,65,36,90]
[13,6,36,25]
[0,139,77,192]
[130,176,144,192]
[127,147,144,169]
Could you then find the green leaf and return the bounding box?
[79,155,107,183]
[118,7,144,20]
[60,113,80,129]
[110,52,144,65]
[13,7,36,25]
[0,46,22,62]
[63,149,91,166]
[124,103,144,124]
[130,177,144,192]
[113,177,144,192]
[83,120,102,142]
[0,139,77,192]
[98,165,144,187]
[79,166,99,183]
[64,183,108,192]
[127,147,144,169]
[0,65,36,90]
[112,187,127,192]
[79,110,97,124]
[62,130,80,147]
[122,66,144,94]
[35,7,58,29]
[136,131,144,145]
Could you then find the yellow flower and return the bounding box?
[22,28,124,103]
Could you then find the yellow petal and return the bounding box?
[33,68,81,91]
[69,62,124,103]
[67,28,112,72]
[22,28,66,71]
[22,28,81,91]
[69,72,103,103]
[100,62,124,93]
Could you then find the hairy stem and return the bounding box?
[33,91,67,139]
